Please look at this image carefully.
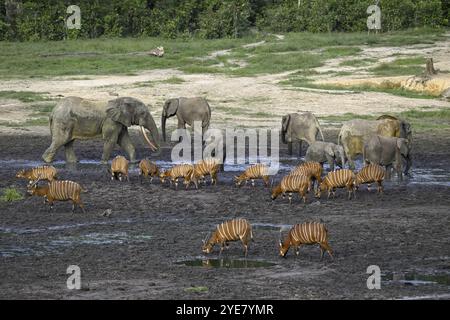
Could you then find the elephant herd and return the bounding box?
[281,112,412,179]
[41,96,412,179]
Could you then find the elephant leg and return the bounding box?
[288,142,293,155]
[101,126,121,164]
[325,155,335,171]
[42,130,72,163]
[64,140,78,163]
[298,140,303,157]
[118,129,136,163]
[178,121,186,142]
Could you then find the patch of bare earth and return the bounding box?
[0,34,449,136]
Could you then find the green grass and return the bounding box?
[370,57,426,76]
[160,76,186,84]
[30,103,56,116]
[319,108,450,131]
[0,28,444,79]
[0,91,50,102]
[184,286,208,293]
[280,76,437,99]
[0,188,24,202]
[0,37,257,79]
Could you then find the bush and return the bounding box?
[0,188,24,202]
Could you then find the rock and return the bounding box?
[309,201,321,207]
[100,209,112,217]
[442,87,450,101]
[149,46,164,57]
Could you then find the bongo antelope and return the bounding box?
[16,166,57,183]
[234,164,270,187]
[316,169,356,200]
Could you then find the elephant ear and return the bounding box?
[282,115,291,132]
[106,99,132,127]
[165,99,179,117]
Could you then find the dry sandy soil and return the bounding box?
[0,36,449,300]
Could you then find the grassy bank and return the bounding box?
[0,28,446,79]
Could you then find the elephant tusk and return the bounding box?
[140,126,157,151]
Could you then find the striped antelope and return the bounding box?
[289,161,323,190]
[279,222,333,259]
[110,156,129,181]
[202,218,254,257]
[194,158,221,186]
[16,166,57,183]
[316,169,356,200]
[27,179,86,213]
[355,164,385,194]
[138,159,160,183]
[234,164,270,187]
[271,175,311,204]
[160,164,198,189]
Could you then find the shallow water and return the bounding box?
[0,230,153,258]
[176,258,277,269]
[382,272,450,286]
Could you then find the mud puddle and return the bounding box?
[176,258,277,269]
[0,231,153,258]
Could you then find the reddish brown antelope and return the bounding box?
[316,169,356,200]
[27,179,86,213]
[160,164,198,189]
[355,164,385,194]
[110,155,129,181]
[202,219,253,257]
[194,158,220,186]
[16,166,57,183]
[279,222,333,260]
[290,161,323,190]
[234,164,270,187]
[271,175,311,204]
[138,159,160,183]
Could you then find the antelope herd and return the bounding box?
[15,153,389,259]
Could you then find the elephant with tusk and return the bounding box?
[42,96,160,164]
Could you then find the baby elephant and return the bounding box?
[305,141,346,171]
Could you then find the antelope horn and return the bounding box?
[29,178,41,188]
[140,126,157,151]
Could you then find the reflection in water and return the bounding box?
[382,272,450,286]
[177,258,276,268]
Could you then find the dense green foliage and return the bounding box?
[0,0,448,41]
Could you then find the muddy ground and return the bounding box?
[0,128,449,300]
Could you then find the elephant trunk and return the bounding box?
[161,114,167,142]
[404,154,412,175]
[281,130,287,144]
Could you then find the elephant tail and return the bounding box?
[316,118,325,141]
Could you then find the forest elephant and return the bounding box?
[363,135,412,181]
[42,97,160,164]
[161,97,211,142]
[338,115,412,169]
[281,112,324,156]
[305,141,346,171]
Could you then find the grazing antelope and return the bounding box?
[194,158,221,186]
[16,166,57,183]
[27,179,86,213]
[202,218,253,257]
[160,164,198,189]
[355,164,385,194]
[316,169,356,200]
[234,164,270,187]
[290,161,323,190]
[279,221,333,260]
[110,156,129,181]
[138,159,160,183]
[271,175,311,204]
